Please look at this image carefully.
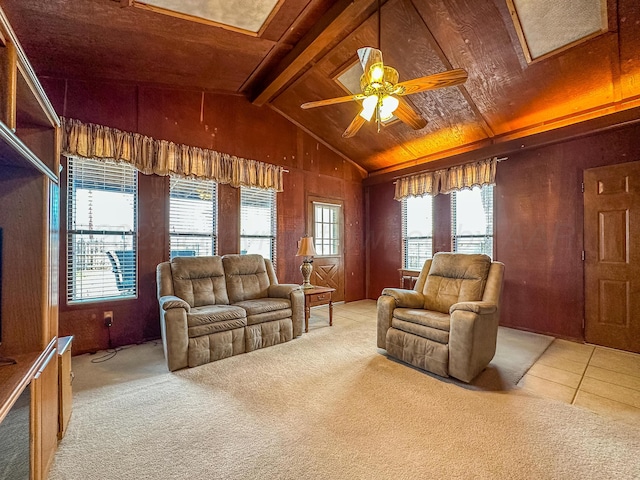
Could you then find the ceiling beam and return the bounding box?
[251,0,384,106]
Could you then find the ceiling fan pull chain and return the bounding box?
[378,0,381,51]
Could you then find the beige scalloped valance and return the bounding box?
[394,157,500,200]
[61,117,284,191]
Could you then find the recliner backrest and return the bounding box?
[223,254,271,303]
[170,256,229,307]
[422,253,491,313]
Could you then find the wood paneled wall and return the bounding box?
[41,78,366,354]
[366,122,640,341]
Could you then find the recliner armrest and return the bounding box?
[450,301,496,315]
[159,295,191,312]
[380,288,424,308]
[268,284,301,298]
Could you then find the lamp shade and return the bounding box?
[296,236,317,257]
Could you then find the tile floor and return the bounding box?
[518,338,640,426]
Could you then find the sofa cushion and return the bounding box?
[223,254,271,303]
[187,305,247,338]
[234,298,292,326]
[245,319,293,352]
[393,308,450,331]
[386,328,449,377]
[171,256,229,307]
[234,298,291,316]
[423,253,491,314]
[188,328,246,367]
[391,319,449,344]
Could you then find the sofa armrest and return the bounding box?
[377,295,395,349]
[159,295,191,312]
[380,288,425,309]
[268,284,301,299]
[450,301,496,315]
[448,306,500,383]
[158,300,189,372]
[289,288,304,337]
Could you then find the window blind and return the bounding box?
[169,177,217,258]
[66,156,138,303]
[240,187,276,261]
[451,185,494,257]
[402,195,433,269]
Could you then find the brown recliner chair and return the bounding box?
[377,252,505,383]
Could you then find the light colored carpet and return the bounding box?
[50,301,640,479]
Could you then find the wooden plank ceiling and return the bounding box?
[2,0,639,177]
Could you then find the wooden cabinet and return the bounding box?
[57,336,73,439]
[31,345,58,480]
[0,5,62,480]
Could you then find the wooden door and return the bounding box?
[584,161,640,353]
[308,196,345,302]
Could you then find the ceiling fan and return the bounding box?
[300,1,468,138]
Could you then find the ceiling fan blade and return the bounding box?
[357,46,384,84]
[342,113,367,138]
[395,69,468,96]
[394,97,427,130]
[301,94,364,109]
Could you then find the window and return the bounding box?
[402,195,433,269]
[451,185,494,257]
[66,157,137,303]
[240,187,276,260]
[169,177,217,258]
[313,202,341,256]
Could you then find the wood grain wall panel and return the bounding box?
[218,184,240,256]
[48,79,364,353]
[343,179,366,300]
[201,92,298,164]
[135,173,167,341]
[137,87,209,146]
[49,79,139,131]
[367,121,640,340]
[366,181,402,298]
[496,149,584,339]
[433,193,452,254]
[277,168,306,285]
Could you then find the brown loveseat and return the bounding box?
[377,252,504,383]
[157,254,304,371]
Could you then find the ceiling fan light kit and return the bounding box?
[299,0,469,138]
[300,45,468,138]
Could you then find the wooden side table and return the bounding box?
[398,268,420,289]
[302,286,336,333]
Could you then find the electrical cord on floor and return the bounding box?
[89,325,131,363]
[90,348,126,363]
[89,334,157,364]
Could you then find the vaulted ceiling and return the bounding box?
[3,0,640,179]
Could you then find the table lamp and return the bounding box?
[296,236,317,289]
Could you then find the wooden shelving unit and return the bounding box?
[0,5,61,480]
